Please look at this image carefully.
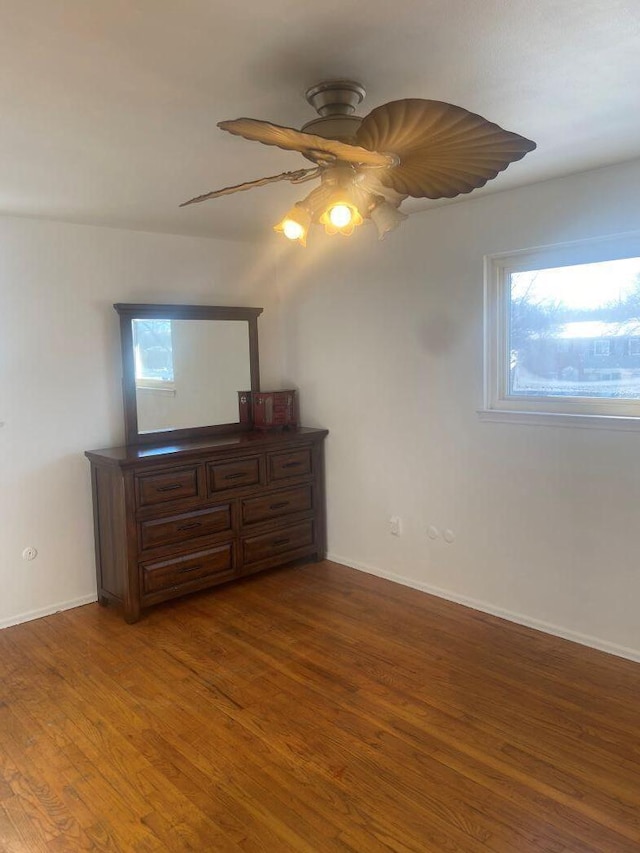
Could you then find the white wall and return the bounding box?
[0,217,281,627]
[276,159,640,660]
[4,161,640,660]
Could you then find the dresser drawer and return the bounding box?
[268,448,311,482]
[139,504,232,551]
[243,520,314,565]
[141,544,234,595]
[208,456,261,493]
[136,466,199,508]
[87,427,327,622]
[241,485,312,526]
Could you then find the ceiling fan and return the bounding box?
[181,80,536,245]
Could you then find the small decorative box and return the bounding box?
[238,390,298,430]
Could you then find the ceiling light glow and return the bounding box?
[283,219,305,240]
[328,204,353,229]
[319,198,363,237]
[273,204,311,245]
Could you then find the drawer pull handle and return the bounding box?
[270,502,289,510]
[177,564,202,574]
[224,472,246,480]
[273,537,290,546]
[282,461,302,468]
[177,522,202,531]
[156,483,183,492]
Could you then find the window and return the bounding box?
[483,234,640,426]
[132,319,175,390]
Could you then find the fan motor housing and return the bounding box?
[301,114,363,142]
[302,80,365,143]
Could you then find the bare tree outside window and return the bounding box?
[509,260,640,400]
[132,319,175,387]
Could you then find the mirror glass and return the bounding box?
[115,303,262,445]
[132,318,251,434]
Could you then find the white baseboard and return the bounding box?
[0,593,98,630]
[327,552,640,664]
[4,561,639,665]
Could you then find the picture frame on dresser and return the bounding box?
[86,304,328,623]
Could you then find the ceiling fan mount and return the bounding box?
[181,80,537,245]
[304,80,366,117]
[301,80,366,144]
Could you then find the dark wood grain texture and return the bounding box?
[1,561,639,851]
[86,429,328,622]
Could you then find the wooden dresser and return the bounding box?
[86,427,327,622]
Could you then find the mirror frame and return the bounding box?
[114,303,263,446]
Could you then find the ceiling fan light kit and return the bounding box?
[274,203,311,245]
[181,80,536,246]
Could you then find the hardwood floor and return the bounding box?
[1,561,639,852]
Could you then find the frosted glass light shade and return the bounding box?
[274,204,312,246]
[319,199,363,236]
[328,204,353,228]
[370,201,407,240]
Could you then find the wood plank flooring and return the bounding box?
[1,560,639,852]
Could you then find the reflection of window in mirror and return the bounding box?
[132,319,176,392]
[132,318,253,434]
[115,303,262,444]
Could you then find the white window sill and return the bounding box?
[135,384,176,396]
[477,408,640,431]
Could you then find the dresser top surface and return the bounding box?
[85,427,328,468]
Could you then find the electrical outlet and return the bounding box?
[389,516,402,536]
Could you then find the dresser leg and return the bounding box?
[123,602,141,624]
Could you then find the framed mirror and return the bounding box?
[115,303,263,445]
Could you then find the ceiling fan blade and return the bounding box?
[356,99,536,199]
[218,117,396,168]
[179,167,319,207]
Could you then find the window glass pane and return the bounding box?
[509,258,640,399]
[132,319,175,383]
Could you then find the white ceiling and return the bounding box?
[2,0,639,241]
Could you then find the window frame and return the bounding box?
[134,378,176,394]
[482,231,640,428]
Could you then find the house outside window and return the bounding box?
[483,234,640,426]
